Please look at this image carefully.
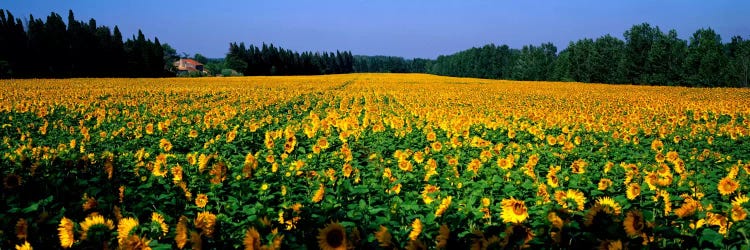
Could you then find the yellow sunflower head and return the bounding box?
[501,197,529,223]
[596,197,622,215]
[79,214,114,241]
[117,217,139,245]
[58,217,76,248]
[623,210,645,237]
[626,183,641,200]
[317,222,347,250]
[243,227,261,250]
[718,177,739,196]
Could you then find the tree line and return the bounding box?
[224,42,354,76]
[428,23,750,87]
[0,9,169,78]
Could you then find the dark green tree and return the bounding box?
[684,28,726,87]
[624,23,660,84]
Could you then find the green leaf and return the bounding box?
[699,229,723,248]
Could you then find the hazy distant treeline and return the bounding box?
[0,9,170,78]
[427,23,750,87]
[225,42,355,76]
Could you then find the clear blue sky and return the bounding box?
[4,0,749,59]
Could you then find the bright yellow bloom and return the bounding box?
[626,183,641,200]
[196,193,208,208]
[15,241,32,250]
[58,217,75,248]
[175,216,189,249]
[596,197,622,215]
[435,196,453,217]
[501,197,529,223]
[554,189,586,211]
[408,218,422,240]
[312,184,325,203]
[79,214,114,240]
[194,211,217,237]
[152,212,169,237]
[718,177,739,196]
[117,217,139,245]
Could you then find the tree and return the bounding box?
[162,43,179,73]
[592,35,626,84]
[646,29,687,85]
[194,53,208,64]
[684,28,726,87]
[724,36,750,87]
[624,23,660,84]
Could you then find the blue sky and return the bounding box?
[4,0,749,58]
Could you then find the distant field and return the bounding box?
[2,73,749,249]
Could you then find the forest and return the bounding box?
[0,9,168,78]
[427,24,750,87]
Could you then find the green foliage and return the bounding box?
[0,9,168,78]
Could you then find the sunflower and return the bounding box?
[342,163,353,178]
[570,159,587,174]
[435,196,453,217]
[406,239,426,250]
[4,173,22,189]
[599,239,623,250]
[501,197,529,223]
[718,177,739,196]
[674,195,700,218]
[548,211,564,229]
[194,211,217,237]
[537,183,551,203]
[171,164,184,184]
[80,214,114,240]
[16,218,28,240]
[436,224,450,249]
[623,210,645,237]
[501,224,534,248]
[15,241,32,250]
[626,183,641,200]
[317,222,347,250]
[195,193,208,208]
[190,230,202,250]
[312,183,325,203]
[159,138,172,152]
[209,161,228,184]
[733,193,749,206]
[409,218,423,241]
[596,197,622,215]
[431,141,443,152]
[374,225,392,247]
[598,178,613,191]
[650,139,663,152]
[117,217,139,245]
[58,217,75,248]
[151,212,168,237]
[732,205,747,221]
[175,216,189,249]
[554,190,587,211]
[122,235,152,250]
[665,151,679,163]
[244,227,261,250]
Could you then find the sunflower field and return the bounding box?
[1,73,750,249]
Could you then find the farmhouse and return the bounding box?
[173,58,207,75]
